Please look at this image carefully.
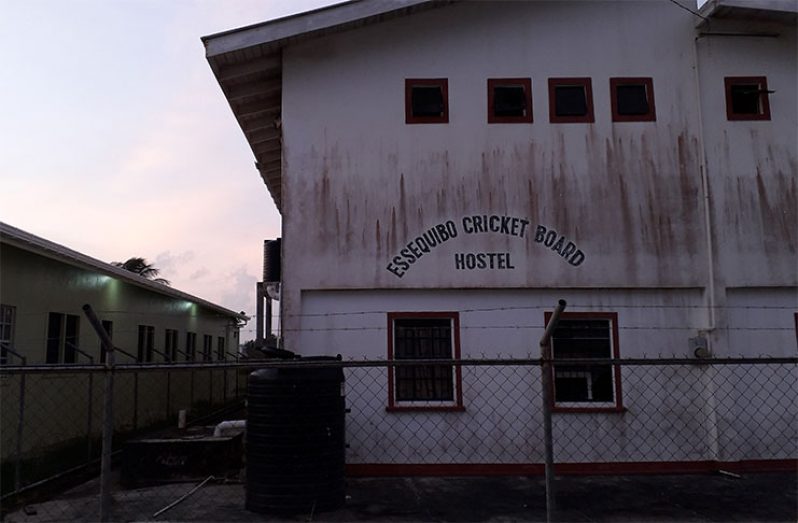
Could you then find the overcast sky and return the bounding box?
[0,0,333,340]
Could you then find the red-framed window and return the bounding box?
[724,76,771,121]
[488,78,533,123]
[405,79,449,124]
[387,312,464,412]
[544,311,623,413]
[548,77,594,123]
[610,77,656,122]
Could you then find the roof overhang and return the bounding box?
[697,0,798,27]
[201,0,452,212]
[0,222,247,321]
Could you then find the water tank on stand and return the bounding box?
[263,238,281,283]
[246,360,345,514]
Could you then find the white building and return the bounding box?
[203,0,797,473]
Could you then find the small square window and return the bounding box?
[488,78,532,123]
[405,79,449,124]
[611,77,656,122]
[549,78,594,123]
[725,76,771,121]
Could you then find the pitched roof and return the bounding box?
[0,221,246,320]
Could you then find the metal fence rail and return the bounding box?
[1,357,795,522]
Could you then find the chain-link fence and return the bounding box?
[1,357,796,521]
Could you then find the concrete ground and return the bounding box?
[4,472,796,522]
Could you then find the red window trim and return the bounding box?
[405,78,449,124]
[487,78,533,124]
[548,77,594,124]
[387,311,463,412]
[724,76,771,121]
[610,77,656,122]
[543,311,623,413]
[794,312,797,349]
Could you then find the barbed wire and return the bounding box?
[282,302,797,318]
[8,302,797,321]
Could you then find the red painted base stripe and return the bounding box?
[346,459,797,477]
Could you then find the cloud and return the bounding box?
[220,266,258,315]
[189,267,210,280]
[154,250,196,278]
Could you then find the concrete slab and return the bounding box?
[4,472,795,522]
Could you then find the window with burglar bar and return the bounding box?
[0,304,16,365]
[546,312,623,412]
[46,312,80,364]
[186,331,197,361]
[387,312,463,410]
[137,325,155,362]
[165,328,178,362]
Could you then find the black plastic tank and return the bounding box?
[246,361,345,514]
[263,238,281,283]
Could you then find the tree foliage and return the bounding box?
[112,257,171,286]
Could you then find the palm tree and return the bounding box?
[112,257,171,286]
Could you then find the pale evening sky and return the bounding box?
[0,0,334,340]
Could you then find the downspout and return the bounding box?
[692,31,720,465]
[692,33,716,336]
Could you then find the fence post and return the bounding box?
[209,368,214,407]
[133,373,139,431]
[166,370,171,420]
[14,358,27,493]
[539,299,566,523]
[87,372,94,462]
[82,304,115,522]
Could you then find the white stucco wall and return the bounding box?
[278,0,796,354]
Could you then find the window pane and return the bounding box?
[47,313,63,363]
[203,335,212,361]
[186,332,196,361]
[616,84,649,115]
[394,318,453,402]
[411,86,444,117]
[731,84,761,115]
[552,319,614,403]
[555,86,588,116]
[0,305,15,365]
[494,85,526,117]
[64,315,79,364]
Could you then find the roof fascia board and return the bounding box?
[0,222,245,320]
[699,0,798,18]
[203,0,435,58]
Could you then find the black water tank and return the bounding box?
[263,238,281,283]
[246,363,345,514]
